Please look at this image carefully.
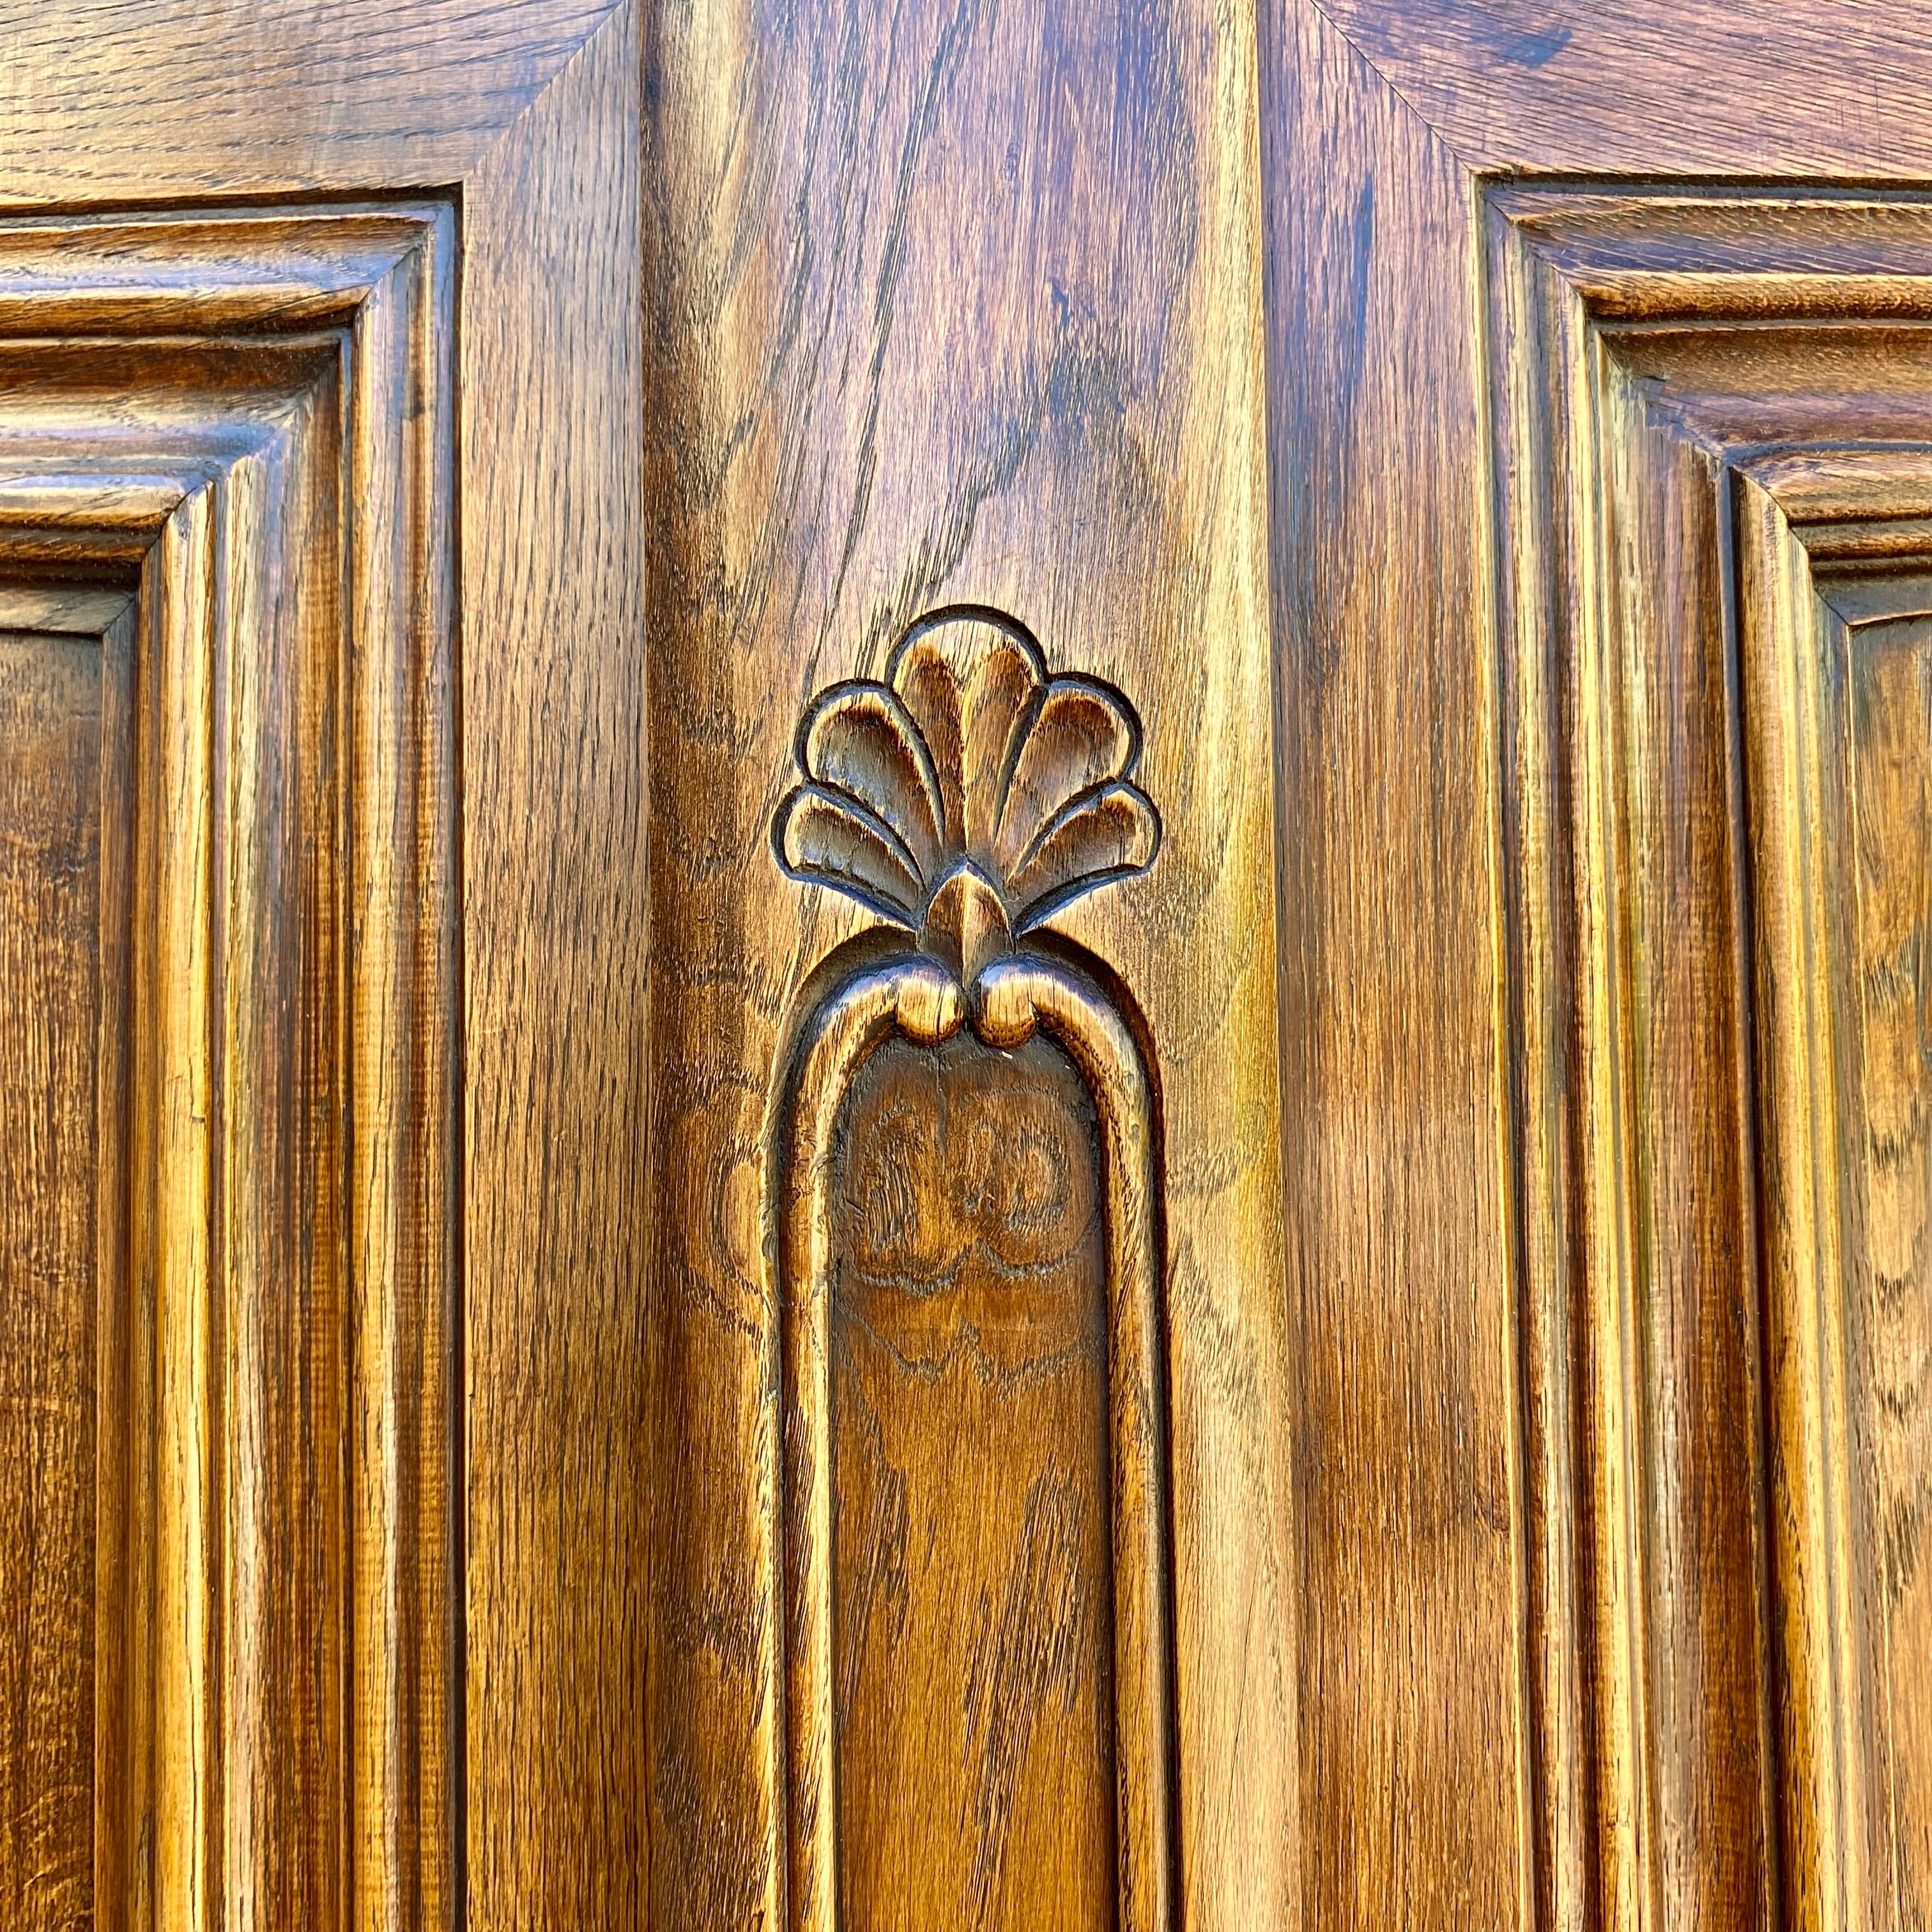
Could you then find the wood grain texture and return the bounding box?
[0,0,625,202]
[0,206,457,1932]
[1260,5,1527,1926]
[1294,0,1932,179]
[766,610,1175,1932]
[643,1,1293,1926]
[1734,483,1932,1932]
[1490,197,1792,1932]
[458,6,649,1927]
[830,1032,1114,1932]
[1488,187,1932,1931]
[0,622,111,1932]
[1849,622,1932,1930]
[0,12,650,1929]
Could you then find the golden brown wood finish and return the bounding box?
[20,4,1932,1931]
[831,1031,1114,1932]
[0,207,459,1930]
[1262,10,1525,1925]
[766,610,1176,1932]
[0,598,127,1932]
[1266,12,1932,1920]
[0,3,648,1919]
[644,4,1293,1928]
[1848,615,1932,1923]
[1487,191,1932,1930]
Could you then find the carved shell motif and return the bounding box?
[773,606,1160,987]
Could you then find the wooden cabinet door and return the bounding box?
[3,3,1932,1930]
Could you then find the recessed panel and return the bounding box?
[0,626,110,1930]
[831,1030,1116,1932]
[0,202,459,1925]
[1850,620,1932,1922]
[1488,187,1932,1928]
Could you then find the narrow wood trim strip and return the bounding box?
[1734,475,1868,1932]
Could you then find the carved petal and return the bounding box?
[889,609,1046,862]
[799,681,946,885]
[1006,781,1161,928]
[992,676,1139,875]
[772,783,924,926]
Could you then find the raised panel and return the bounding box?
[1847,617,1932,1920]
[0,206,457,1931]
[1491,189,1932,1930]
[0,604,130,1932]
[0,12,653,1917]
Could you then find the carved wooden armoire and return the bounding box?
[0,1,1928,1928]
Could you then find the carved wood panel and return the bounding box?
[0,206,457,1930]
[641,8,1293,1922]
[831,1031,1114,1931]
[1491,188,1932,1931]
[770,607,1175,1932]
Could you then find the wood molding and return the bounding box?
[0,203,458,1931]
[1491,186,1932,1932]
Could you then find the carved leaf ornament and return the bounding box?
[773,605,1161,992]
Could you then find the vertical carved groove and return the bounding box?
[776,950,1174,1932]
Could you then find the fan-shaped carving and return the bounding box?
[773,606,1160,983]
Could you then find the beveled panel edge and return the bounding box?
[0,584,137,634]
[1730,473,1873,1931]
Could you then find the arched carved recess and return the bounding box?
[767,606,1176,1932]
